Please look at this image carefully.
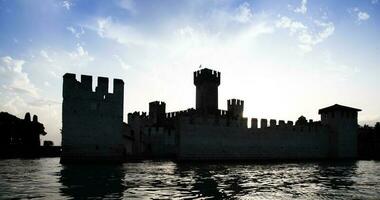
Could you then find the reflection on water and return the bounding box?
[0,158,379,199]
[59,165,125,199]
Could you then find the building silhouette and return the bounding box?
[61,68,364,162]
[60,74,124,163]
[358,123,380,159]
[194,69,220,115]
[0,112,46,158]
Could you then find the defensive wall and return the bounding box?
[176,103,360,161]
[126,104,360,161]
[126,111,148,155]
[142,126,176,158]
[176,116,331,161]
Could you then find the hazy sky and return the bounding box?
[0,0,379,145]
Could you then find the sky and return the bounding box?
[0,0,379,145]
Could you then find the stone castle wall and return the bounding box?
[143,127,176,157]
[177,116,330,161]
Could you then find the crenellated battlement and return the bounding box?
[164,113,326,133]
[164,109,231,120]
[96,76,109,95]
[149,101,166,125]
[194,68,220,86]
[63,73,124,99]
[219,110,228,117]
[162,108,197,120]
[227,99,244,107]
[80,75,92,91]
[227,99,244,119]
[149,101,166,114]
[166,112,179,119]
[149,101,166,107]
[166,110,190,119]
[128,111,148,120]
[250,117,325,133]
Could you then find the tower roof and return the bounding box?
[318,104,361,114]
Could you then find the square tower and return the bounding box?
[319,104,361,159]
[61,73,125,163]
[194,68,220,115]
[149,101,166,125]
[227,99,244,119]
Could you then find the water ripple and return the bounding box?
[0,158,379,199]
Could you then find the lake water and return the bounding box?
[0,158,379,199]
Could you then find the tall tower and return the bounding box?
[61,73,125,163]
[149,101,166,125]
[194,68,220,115]
[319,104,361,159]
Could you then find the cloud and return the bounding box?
[40,50,53,62]
[234,2,253,23]
[371,0,378,4]
[96,17,109,38]
[68,43,94,62]
[28,98,60,107]
[35,46,94,79]
[276,16,307,34]
[92,1,267,50]
[294,0,307,14]
[321,51,360,80]
[113,55,131,70]
[61,0,72,10]
[349,8,370,23]
[2,96,29,115]
[117,0,137,14]
[67,26,75,33]
[95,17,155,47]
[276,16,334,52]
[205,1,257,30]
[358,11,370,21]
[66,26,85,38]
[0,56,38,97]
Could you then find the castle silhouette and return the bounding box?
[0,112,46,158]
[60,68,361,163]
